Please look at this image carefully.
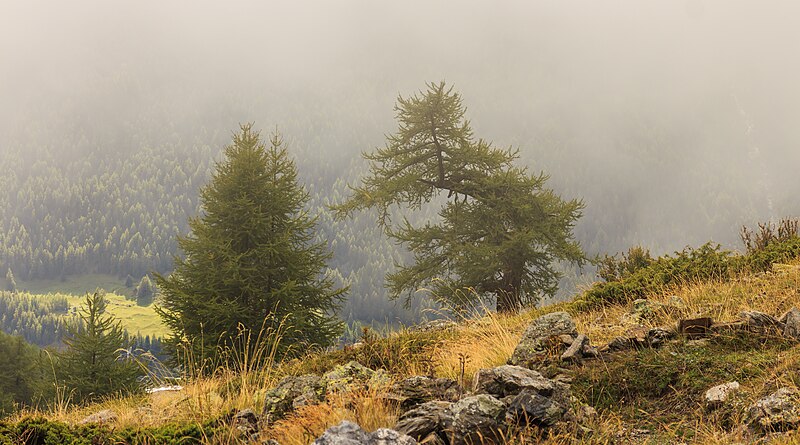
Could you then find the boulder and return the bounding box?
[313,421,417,445]
[444,395,506,445]
[79,409,117,425]
[394,401,452,445]
[473,365,555,398]
[386,376,460,411]
[322,361,388,393]
[509,312,577,368]
[747,387,800,433]
[704,381,740,409]
[782,308,800,339]
[506,389,567,427]
[262,374,326,423]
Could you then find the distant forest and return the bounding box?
[0,69,796,326]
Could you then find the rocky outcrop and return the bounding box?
[508,312,577,368]
[262,374,326,423]
[394,401,452,445]
[313,421,416,445]
[473,365,555,398]
[781,308,800,339]
[443,395,506,445]
[747,387,800,433]
[387,376,460,412]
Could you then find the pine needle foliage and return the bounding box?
[334,82,585,312]
[156,124,345,369]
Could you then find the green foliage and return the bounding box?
[124,275,134,288]
[0,417,213,445]
[335,82,585,312]
[0,292,69,347]
[156,124,346,368]
[575,234,800,311]
[596,246,654,283]
[57,293,141,403]
[4,269,15,293]
[135,275,154,306]
[0,331,50,418]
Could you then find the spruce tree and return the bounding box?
[136,275,154,306]
[5,268,16,293]
[335,82,585,312]
[156,124,345,367]
[58,293,140,402]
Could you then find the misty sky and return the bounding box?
[2,0,799,254]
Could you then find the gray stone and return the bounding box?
[704,382,740,409]
[394,401,452,444]
[444,395,506,445]
[646,327,676,348]
[739,311,784,333]
[782,308,800,339]
[386,376,460,411]
[506,389,567,427]
[262,374,326,423]
[79,409,117,425]
[747,387,800,433]
[561,334,589,363]
[313,421,418,445]
[604,336,631,352]
[232,408,259,435]
[414,319,458,332]
[508,312,577,368]
[473,365,555,398]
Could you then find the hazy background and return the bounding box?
[1,1,799,323]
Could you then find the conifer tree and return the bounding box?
[5,268,16,293]
[335,82,585,312]
[136,275,154,306]
[58,293,140,402]
[156,124,345,367]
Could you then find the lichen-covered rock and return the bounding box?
[394,402,452,445]
[232,408,259,436]
[508,312,577,368]
[444,395,506,445]
[645,327,676,347]
[473,365,555,398]
[387,376,460,411]
[506,389,567,427]
[262,374,326,423]
[79,409,117,425]
[704,381,740,409]
[322,361,388,393]
[312,421,417,445]
[747,387,800,433]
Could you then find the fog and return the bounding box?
[2,0,799,271]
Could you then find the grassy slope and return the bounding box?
[7,262,800,444]
[14,274,167,339]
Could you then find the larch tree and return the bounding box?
[155,124,345,368]
[334,82,585,313]
[58,293,141,402]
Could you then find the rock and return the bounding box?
[561,334,589,363]
[322,361,388,393]
[394,401,452,444]
[678,317,713,338]
[739,311,784,333]
[313,421,417,445]
[581,343,599,358]
[506,389,567,427]
[704,382,740,409]
[386,376,460,411]
[473,365,555,398]
[604,336,632,352]
[262,374,326,423]
[782,308,800,339]
[747,387,800,433]
[444,395,506,445]
[79,409,117,425]
[509,312,577,368]
[232,408,259,435]
[646,327,676,347]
